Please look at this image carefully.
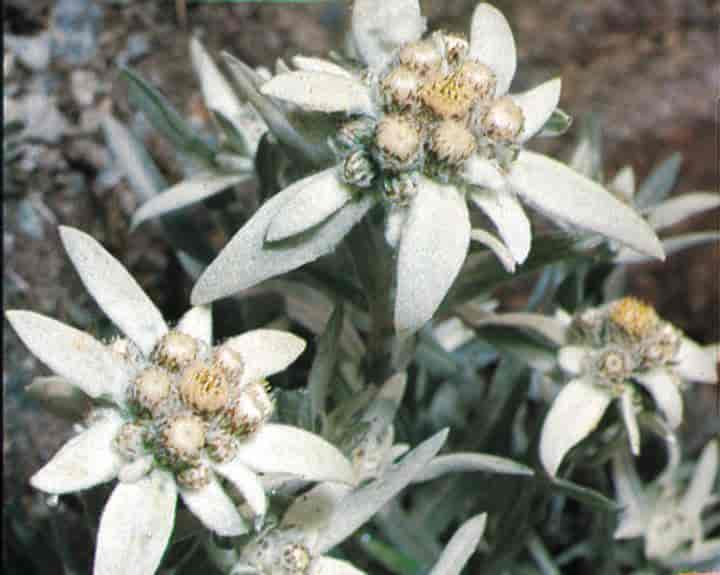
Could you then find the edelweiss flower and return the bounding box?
[215,429,487,575]
[539,297,718,476]
[613,441,720,568]
[191,0,663,336]
[6,226,355,575]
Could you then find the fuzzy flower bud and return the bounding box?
[434,32,469,65]
[152,331,199,372]
[383,173,418,205]
[161,414,206,463]
[224,380,274,436]
[113,422,147,460]
[213,345,245,385]
[205,428,239,463]
[130,367,172,412]
[398,40,442,75]
[595,348,633,383]
[381,65,421,109]
[179,361,230,414]
[373,114,422,172]
[457,60,497,100]
[177,463,211,490]
[429,119,477,164]
[335,117,377,152]
[477,96,524,142]
[342,149,376,188]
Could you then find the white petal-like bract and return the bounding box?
[352,0,425,70]
[469,187,531,265]
[265,168,355,242]
[428,514,487,575]
[132,172,250,230]
[59,226,168,357]
[260,71,373,115]
[179,474,250,537]
[176,305,213,345]
[557,345,587,375]
[681,440,719,516]
[511,78,562,143]
[540,379,613,476]
[191,185,374,304]
[31,411,125,494]
[470,229,516,273]
[469,3,517,96]
[675,337,718,383]
[461,155,507,192]
[510,151,665,261]
[94,470,177,575]
[635,368,683,428]
[311,557,367,575]
[212,459,267,518]
[235,424,355,485]
[7,310,131,400]
[292,56,354,79]
[394,177,470,336]
[614,232,720,264]
[620,390,641,455]
[223,329,305,386]
[648,192,720,232]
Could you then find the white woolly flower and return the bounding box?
[213,429,488,575]
[191,0,664,337]
[460,298,718,476]
[612,441,720,568]
[6,226,356,575]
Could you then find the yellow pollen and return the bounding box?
[419,72,476,120]
[610,297,660,338]
[179,361,229,413]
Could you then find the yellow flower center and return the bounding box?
[610,297,659,338]
[419,72,476,119]
[179,361,230,413]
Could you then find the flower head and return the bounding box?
[192,1,663,338]
[6,226,355,575]
[538,299,718,476]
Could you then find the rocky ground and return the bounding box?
[3,0,718,572]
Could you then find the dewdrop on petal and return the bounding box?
[179,361,230,413]
[430,119,477,164]
[130,367,172,412]
[152,330,199,371]
[374,114,422,172]
[478,96,525,142]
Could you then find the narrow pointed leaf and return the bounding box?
[308,303,344,432]
[511,78,562,143]
[647,192,720,231]
[7,310,131,400]
[261,71,373,115]
[428,514,486,575]
[413,453,533,483]
[620,390,641,455]
[132,172,250,229]
[540,378,613,476]
[94,470,177,575]
[614,232,720,264]
[266,168,355,242]
[352,0,425,69]
[235,423,355,484]
[681,440,719,515]
[461,311,567,346]
[634,152,682,210]
[223,329,305,386]
[395,178,470,336]
[610,166,636,203]
[315,429,449,553]
[191,184,374,305]
[469,3,517,95]
[31,411,124,494]
[510,151,665,260]
[538,108,572,138]
[59,226,168,356]
[545,477,622,512]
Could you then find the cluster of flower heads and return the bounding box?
[335,29,525,204]
[114,326,274,489]
[495,296,718,477]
